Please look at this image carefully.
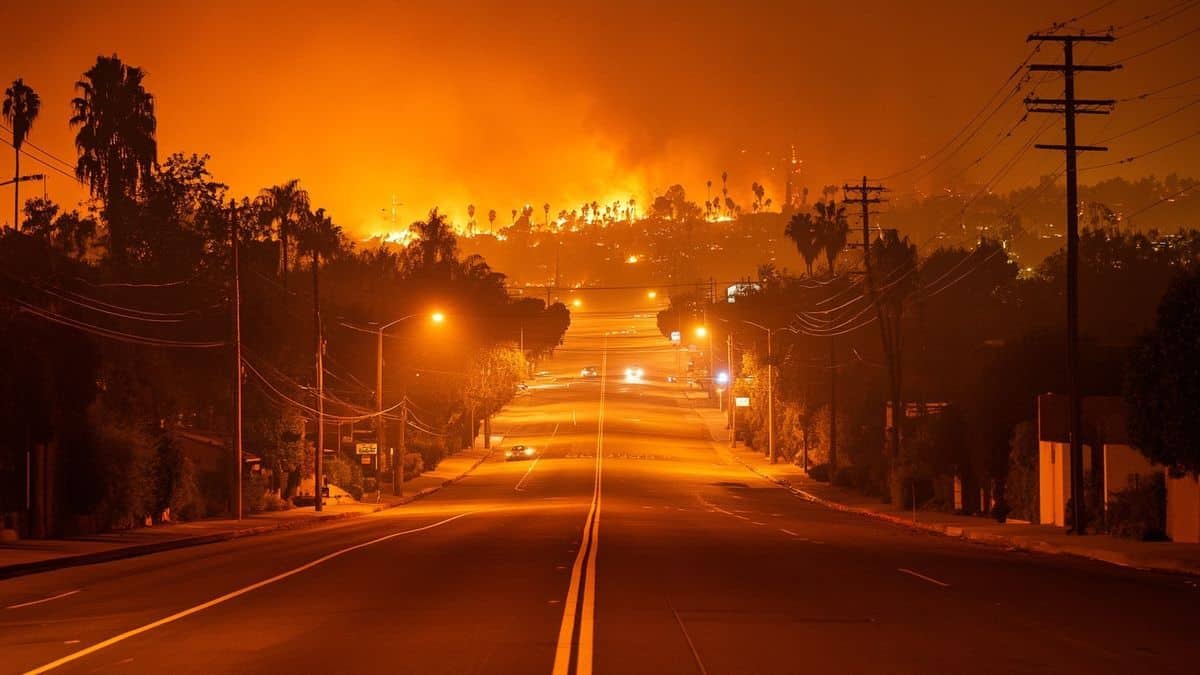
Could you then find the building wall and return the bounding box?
[1039,441,1068,526]
[1167,474,1200,544]
[1102,443,1157,499]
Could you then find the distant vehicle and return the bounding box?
[666,375,677,383]
[624,366,645,382]
[505,444,537,461]
[516,382,530,392]
[580,366,599,377]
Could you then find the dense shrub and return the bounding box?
[1106,473,1167,541]
[1006,420,1039,522]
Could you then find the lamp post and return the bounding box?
[744,320,778,464]
[344,311,445,497]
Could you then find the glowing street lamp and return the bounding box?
[647,290,657,300]
[572,298,583,308]
[694,325,708,338]
[339,311,448,497]
[715,370,730,387]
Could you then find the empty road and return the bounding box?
[3,311,1198,674]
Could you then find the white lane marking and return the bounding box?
[671,602,709,675]
[552,335,607,675]
[897,568,951,588]
[514,457,541,492]
[23,512,475,675]
[780,528,799,537]
[751,521,766,526]
[6,590,81,610]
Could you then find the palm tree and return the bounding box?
[815,200,849,276]
[487,208,497,233]
[297,207,343,266]
[543,202,551,229]
[467,203,476,235]
[785,212,821,276]
[404,208,458,272]
[258,179,310,281]
[3,78,40,230]
[70,55,157,265]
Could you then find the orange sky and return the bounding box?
[2,0,1197,237]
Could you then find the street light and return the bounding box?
[572,298,582,308]
[647,290,657,300]
[344,311,446,497]
[743,320,779,464]
[694,325,707,338]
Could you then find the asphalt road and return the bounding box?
[3,311,1199,675]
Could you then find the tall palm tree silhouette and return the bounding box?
[785,211,821,277]
[3,78,40,230]
[70,55,157,266]
[258,179,310,282]
[815,200,849,277]
[487,208,497,233]
[467,203,476,235]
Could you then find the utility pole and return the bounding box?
[1026,31,1117,534]
[841,177,887,482]
[230,202,244,520]
[766,328,775,464]
[377,327,389,494]
[312,248,324,512]
[727,331,735,446]
[0,174,45,230]
[398,397,407,496]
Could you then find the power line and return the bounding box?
[1098,98,1200,142]
[1081,128,1200,170]
[1124,182,1200,219]
[1111,23,1200,64]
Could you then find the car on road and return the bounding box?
[580,365,599,377]
[505,444,537,461]
[624,365,645,382]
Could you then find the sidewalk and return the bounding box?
[691,402,1200,577]
[0,446,491,580]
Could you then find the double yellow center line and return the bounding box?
[552,336,606,675]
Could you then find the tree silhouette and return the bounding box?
[297,207,343,265]
[785,211,822,277]
[3,78,41,230]
[869,229,918,491]
[257,179,309,281]
[487,208,496,233]
[1126,268,1200,477]
[815,200,849,276]
[467,203,476,235]
[70,55,157,267]
[543,202,550,229]
[403,208,459,273]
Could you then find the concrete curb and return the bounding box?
[727,452,1200,578]
[0,449,493,581]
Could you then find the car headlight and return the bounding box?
[524,447,535,455]
[505,450,513,457]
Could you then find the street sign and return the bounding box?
[735,396,751,408]
[356,442,378,455]
[361,455,372,465]
[670,330,681,343]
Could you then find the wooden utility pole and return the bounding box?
[727,331,736,446]
[312,249,324,512]
[230,202,244,520]
[1026,31,1117,534]
[841,177,887,482]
